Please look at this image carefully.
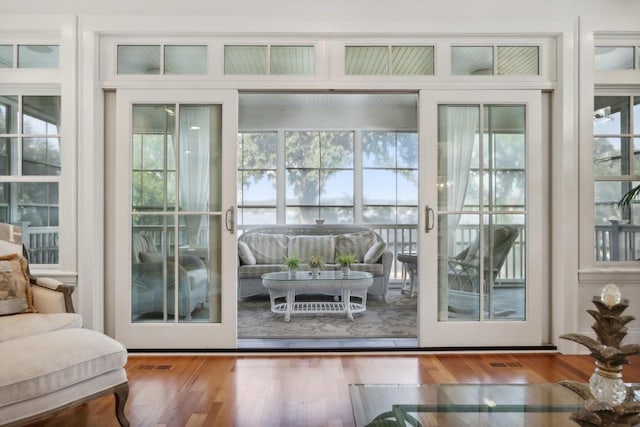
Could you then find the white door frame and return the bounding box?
[114,88,238,349]
[418,89,546,347]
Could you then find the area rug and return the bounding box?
[237,288,417,339]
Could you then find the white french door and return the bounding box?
[418,90,546,347]
[114,89,238,349]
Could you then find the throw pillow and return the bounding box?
[0,253,35,315]
[364,241,387,264]
[243,233,288,264]
[238,241,257,265]
[335,231,377,262]
[288,235,335,263]
[139,251,165,263]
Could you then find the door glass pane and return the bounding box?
[485,105,526,210]
[178,215,221,323]
[439,213,480,321]
[483,215,525,321]
[132,105,176,212]
[131,102,223,324]
[437,103,526,323]
[178,104,222,213]
[437,105,480,212]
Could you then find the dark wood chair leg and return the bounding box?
[114,382,130,427]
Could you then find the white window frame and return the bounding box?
[0,16,77,286]
[579,20,640,282]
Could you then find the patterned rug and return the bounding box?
[237,288,417,338]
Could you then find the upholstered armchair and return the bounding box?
[131,233,209,320]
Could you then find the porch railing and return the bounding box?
[595,219,640,261]
[23,222,528,279]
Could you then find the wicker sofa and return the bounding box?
[237,224,392,300]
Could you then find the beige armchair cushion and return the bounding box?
[0,312,82,342]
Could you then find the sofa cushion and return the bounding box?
[238,241,256,265]
[335,231,377,262]
[0,312,82,342]
[238,264,284,279]
[243,233,288,264]
[0,254,35,316]
[0,328,127,408]
[364,241,387,264]
[351,262,384,275]
[288,235,335,263]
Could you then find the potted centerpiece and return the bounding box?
[283,255,301,277]
[337,254,356,276]
[308,255,323,276]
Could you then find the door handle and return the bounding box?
[425,206,435,233]
[225,207,235,234]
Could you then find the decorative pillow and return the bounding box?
[238,241,257,265]
[288,235,335,263]
[139,251,164,263]
[364,241,387,264]
[0,253,35,315]
[0,240,22,258]
[242,233,288,264]
[335,231,377,262]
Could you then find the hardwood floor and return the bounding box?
[26,353,640,427]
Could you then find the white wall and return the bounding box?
[4,0,640,19]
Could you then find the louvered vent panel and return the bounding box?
[224,45,268,75]
[271,46,314,75]
[391,46,434,75]
[497,46,539,75]
[345,46,388,75]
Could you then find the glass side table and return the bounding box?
[349,383,640,427]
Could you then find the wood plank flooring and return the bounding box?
[26,353,640,427]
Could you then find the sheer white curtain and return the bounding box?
[438,105,479,320]
[179,106,210,246]
[441,106,479,229]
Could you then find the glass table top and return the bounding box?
[262,270,372,281]
[349,383,640,427]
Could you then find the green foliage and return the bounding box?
[337,253,356,267]
[283,254,302,270]
[618,184,640,209]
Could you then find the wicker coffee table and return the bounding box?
[261,270,374,322]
